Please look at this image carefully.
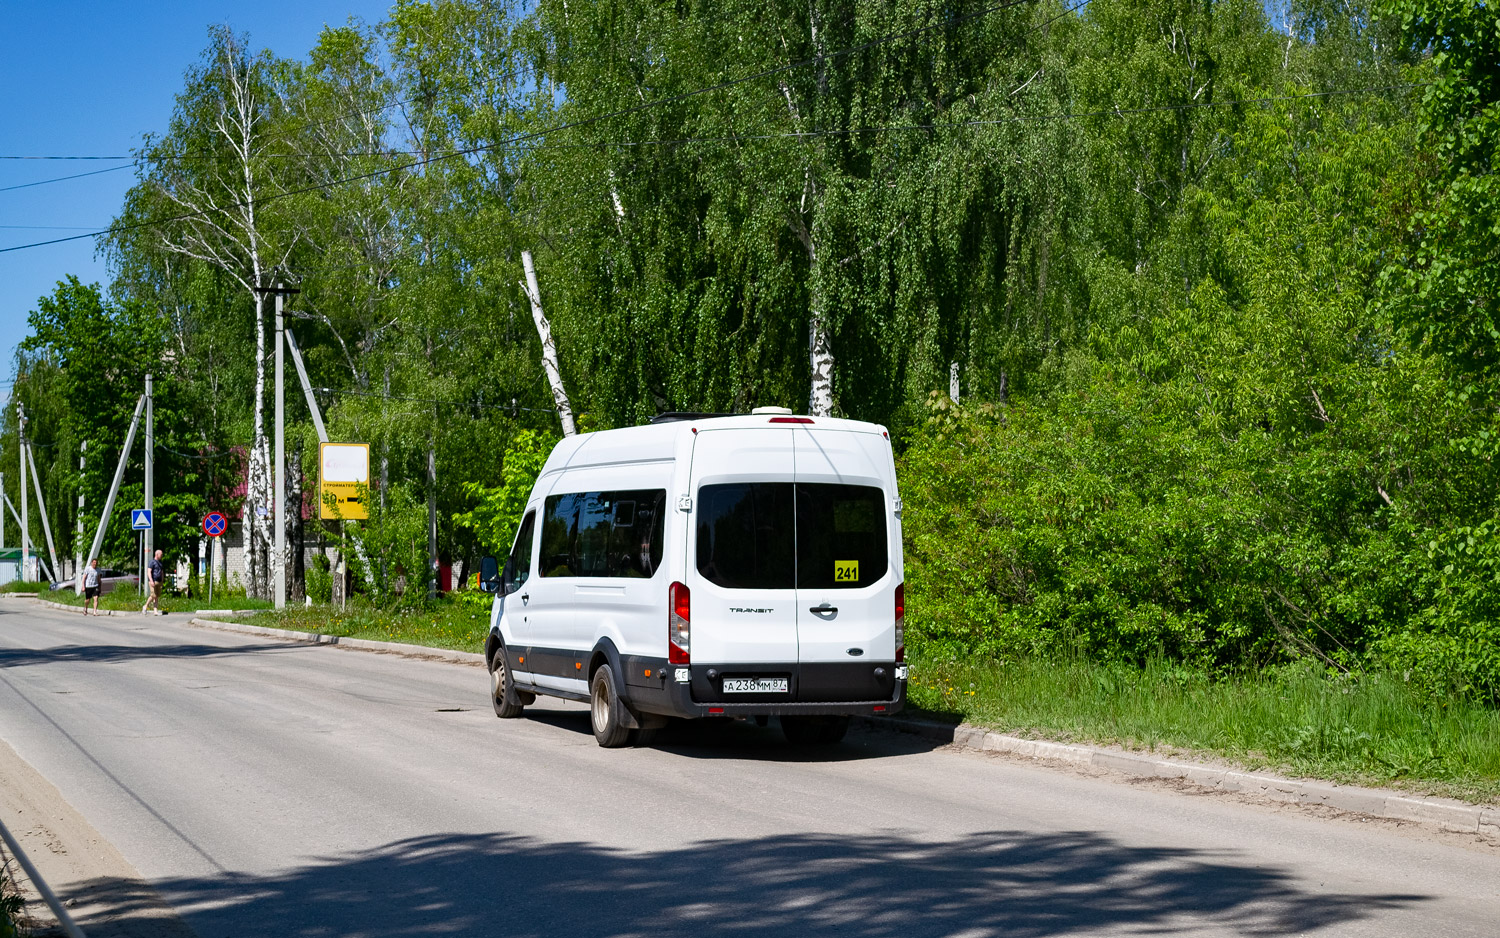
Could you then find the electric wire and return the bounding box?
[316,385,556,414]
[0,163,133,193]
[0,0,1050,254]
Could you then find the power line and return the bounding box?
[0,163,133,193]
[316,386,555,414]
[0,77,1422,256]
[0,0,1047,255]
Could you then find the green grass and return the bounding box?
[0,850,23,938]
[41,586,273,612]
[241,596,491,653]
[907,650,1500,804]
[0,580,49,594]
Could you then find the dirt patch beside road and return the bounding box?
[0,737,195,938]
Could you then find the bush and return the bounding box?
[306,554,333,605]
[900,383,1500,705]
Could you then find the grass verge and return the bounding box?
[239,597,491,654]
[41,587,272,613]
[907,650,1500,804]
[0,581,49,594]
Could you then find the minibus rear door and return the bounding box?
[793,429,896,676]
[687,428,800,667]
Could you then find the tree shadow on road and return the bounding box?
[0,642,299,669]
[68,828,1424,938]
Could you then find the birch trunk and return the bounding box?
[806,226,835,417]
[521,250,577,436]
[246,292,271,600]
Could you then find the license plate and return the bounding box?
[722,677,789,694]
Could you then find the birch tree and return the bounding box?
[120,28,296,599]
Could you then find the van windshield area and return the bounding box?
[696,482,887,590]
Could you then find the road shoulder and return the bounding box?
[0,737,196,938]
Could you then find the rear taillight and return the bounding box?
[768,416,814,424]
[894,583,905,664]
[669,581,691,664]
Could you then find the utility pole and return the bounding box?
[17,404,28,582]
[0,470,5,552]
[255,280,299,610]
[75,442,85,592]
[144,374,153,576]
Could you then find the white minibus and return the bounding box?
[479,410,907,747]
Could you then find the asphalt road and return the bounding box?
[1,601,1497,938]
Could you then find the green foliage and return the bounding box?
[305,553,333,605]
[0,859,22,938]
[345,483,433,609]
[452,429,556,554]
[907,650,1500,802]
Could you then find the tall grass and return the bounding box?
[908,651,1500,803]
[242,595,492,653]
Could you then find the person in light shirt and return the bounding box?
[83,558,102,615]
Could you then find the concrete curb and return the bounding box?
[34,597,260,618]
[864,715,1499,838]
[185,616,486,667]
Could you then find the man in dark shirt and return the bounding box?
[143,549,166,615]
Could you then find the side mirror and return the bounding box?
[479,555,500,594]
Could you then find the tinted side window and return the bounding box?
[696,483,795,589]
[540,489,667,578]
[508,511,535,589]
[796,483,888,589]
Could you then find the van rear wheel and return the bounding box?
[490,647,525,718]
[590,664,635,748]
[782,715,850,745]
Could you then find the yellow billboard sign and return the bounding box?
[320,442,370,520]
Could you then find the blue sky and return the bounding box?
[0,0,394,401]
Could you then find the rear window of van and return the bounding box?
[696,483,887,589]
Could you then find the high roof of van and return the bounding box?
[539,414,890,476]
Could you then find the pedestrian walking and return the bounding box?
[143,549,166,615]
[83,558,102,615]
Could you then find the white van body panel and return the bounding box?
[490,414,905,717]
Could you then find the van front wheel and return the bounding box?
[590,664,634,747]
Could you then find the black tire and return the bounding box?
[782,715,849,746]
[490,647,526,718]
[590,664,635,748]
[632,725,660,747]
[817,715,851,744]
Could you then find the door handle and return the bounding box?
[520,593,530,605]
[809,604,838,619]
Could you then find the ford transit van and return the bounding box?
[480,411,907,747]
